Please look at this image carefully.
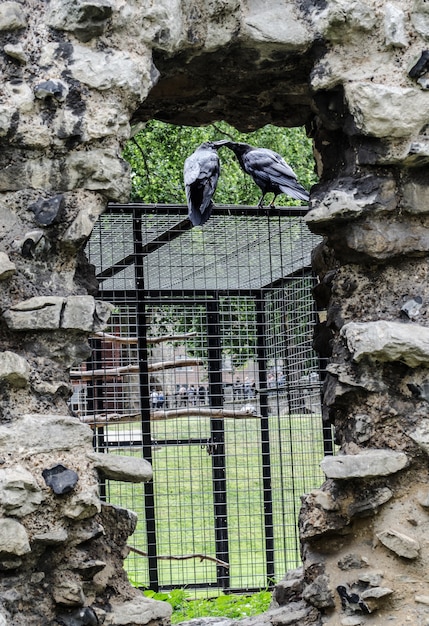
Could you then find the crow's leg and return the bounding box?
[269,194,278,208]
[257,194,265,208]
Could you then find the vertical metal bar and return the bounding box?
[87,338,107,501]
[255,293,275,584]
[206,297,230,589]
[133,209,159,591]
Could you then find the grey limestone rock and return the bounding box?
[384,3,408,48]
[0,465,43,516]
[320,449,408,479]
[0,252,16,280]
[0,518,31,557]
[104,596,172,625]
[341,320,429,367]
[0,2,27,31]
[0,351,30,387]
[376,528,420,559]
[88,452,153,483]
[47,0,113,42]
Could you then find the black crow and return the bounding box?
[184,141,222,226]
[219,141,309,207]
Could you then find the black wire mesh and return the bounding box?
[73,203,331,594]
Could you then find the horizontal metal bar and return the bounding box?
[106,202,308,218]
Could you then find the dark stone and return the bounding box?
[34,80,68,102]
[409,50,429,79]
[400,296,423,320]
[56,606,99,625]
[42,464,79,495]
[29,194,65,226]
[336,585,370,614]
[407,381,429,402]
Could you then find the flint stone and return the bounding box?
[0,252,16,280]
[0,414,93,455]
[88,452,153,483]
[384,3,407,48]
[0,519,31,557]
[47,0,113,42]
[0,465,43,516]
[0,2,27,31]
[104,596,172,625]
[345,82,429,138]
[34,80,68,102]
[42,464,79,495]
[320,450,407,479]
[341,321,429,367]
[0,351,30,387]
[377,528,420,559]
[29,194,65,226]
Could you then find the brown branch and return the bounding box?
[80,406,260,425]
[211,123,235,141]
[92,331,198,345]
[128,545,229,569]
[151,407,259,420]
[70,358,204,379]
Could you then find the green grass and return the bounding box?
[141,588,272,623]
[104,411,327,593]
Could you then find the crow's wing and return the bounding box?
[242,148,298,184]
[242,148,308,201]
[184,147,220,225]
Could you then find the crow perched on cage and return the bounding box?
[218,140,309,208]
[184,141,223,226]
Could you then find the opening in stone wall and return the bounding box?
[73,119,333,605]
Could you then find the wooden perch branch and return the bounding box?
[70,358,204,380]
[128,545,229,569]
[92,331,198,345]
[80,406,260,425]
[149,358,204,371]
[151,407,259,420]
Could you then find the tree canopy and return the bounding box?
[123,120,317,205]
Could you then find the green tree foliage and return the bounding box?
[123,120,317,205]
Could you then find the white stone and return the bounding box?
[62,296,96,331]
[345,82,429,139]
[306,189,371,224]
[320,449,408,479]
[341,321,429,367]
[2,296,63,330]
[65,149,131,201]
[70,44,144,96]
[88,452,153,483]
[377,528,420,559]
[0,252,16,280]
[104,597,172,625]
[242,3,312,50]
[63,487,101,520]
[0,351,29,387]
[361,586,393,599]
[4,43,28,63]
[409,420,429,455]
[384,3,408,48]
[0,2,27,31]
[0,518,31,557]
[0,414,93,456]
[0,465,43,516]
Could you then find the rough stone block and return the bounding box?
[88,452,153,483]
[376,528,420,559]
[103,596,173,625]
[0,252,16,280]
[341,320,429,367]
[47,0,113,42]
[0,465,43,516]
[3,296,64,330]
[0,519,31,557]
[62,296,96,331]
[384,3,407,48]
[0,351,30,387]
[320,449,408,479]
[0,414,93,455]
[0,2,27,31]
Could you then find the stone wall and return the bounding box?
[2,0,429,624]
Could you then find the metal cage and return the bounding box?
[73,203,332,593]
